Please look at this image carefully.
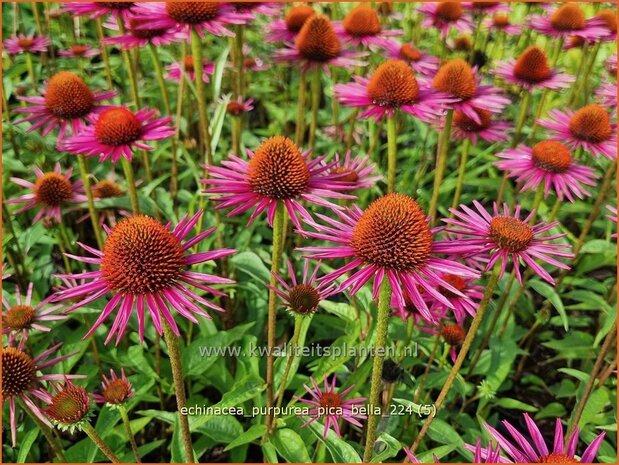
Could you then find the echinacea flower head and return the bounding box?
[334,4,402,48]
[51,211,236,345]
[432,59,511,120]
[2,282,66,340]
[496,141,599,202]
[407,440,503,463]
[538,104,617,160]
[59,106,175,163]
[334,59,451,122]
[445,201,574,284]
[595,9,617,42]
[418,2,473,38]
[4,34,51,55]
[271,259,334,316]
[606,52,617,76]
[226,96,255,116]
[493,46,575,91]
[7,162,87,224]
[92,369,135,407]
[2,339,82,446]
[441,322,466,346]
[299,194,480,323]
[58,44,100,59]
[103,17,185,49]
[266,4,315,43]
[606,205,617,238]
[451,108,512,144]
[326,151,382,192]
[166,56,215,83]
[228,1,280,22]
[63,1,136,21]
[45,380,92,433]
[274,14,366,73]
[383,40,439,76]
[431,274,483,324]
[297,375,366,438]
[481,413,606,463]
[596,80,617,108]
[14,71,116,139]
[482,13,522,35]
[530,4,609,41]
[132,2,252,38]
[203,136,354,229]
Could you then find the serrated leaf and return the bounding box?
[529,280,569,331]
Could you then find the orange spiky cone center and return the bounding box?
[95,107,143,146]
[489,216,534,253]
[285,5,315,33]
[288,284,321,315]
[531,141,572,174]
[1,348,36,397]
[165,2,220,24]
[295,15,341,62]
[550,4,585,31]
[568,104,612,143]
[433,59,477,100]
[342,4,382,37]
[34,173,73,207]
[44,71,95,119]
[367,60,420,107]
[4,305,36,330]
[513,46,552,83]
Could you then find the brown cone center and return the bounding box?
[165,2,220,24]
[95,107,143,146]
[44,71,95,119]
[454,109,492,132]
[399,44,422,62]
[295,15,341,62]
[367,60,420,107]
[92,179,124,198]
[513,46,552,83]
[568,104,612,143]
[285,5,315,33]
[34,173,73,207]
[433,59,477,100]
[288,284,321,315]
[435,2,463,22]
[46,385,90,425]
[343,5,382,37]
[489,216,534,253]
[550,4,585,31]
[4,305,36,330]
[531,141,572,174]
[1,348,36,397]
[441,323,465,346]
[537,453,579,463]
[103,379,132,404]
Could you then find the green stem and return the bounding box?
[147,43,171,115]
[170,42,187,204]
[512,89,531,147]
[118,405,141,463]
[191,28,213,167]
[386,115,397,194]
[19,399,67,462]
[95,18,113,88]
[309,68,321,150]
[275,315,304,411]
[82,423,120,463]
[408,265,501,455]
[451,137,470,212]
[295,71,307,147]
[428,109,453,224]
[162,321,194,463]
[76,155,104,249]
[121,158,140,214]
[528,184,545,224]
[265,202,286,432]
[362,279,392,463]
[25,52,36,87]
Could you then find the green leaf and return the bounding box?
[535,403,567,420]
[578,388,610,429]
[558,368,591,382]
[262,441,279,464]
[211,46,229,101]
[271,428,312,463]
[496,398,539,412]
[529,280,569,330]
[17,428,38,463]
[224,424,268,451]
[306,420,362,463]
[371,433,401,463]
[230,251,271,283]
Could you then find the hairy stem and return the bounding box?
[82,423,120,463]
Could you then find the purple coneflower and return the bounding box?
[607,205,617,239]
[496,141,599,202]
[4,34,50,55]
[493,46,575,91]
[62,1,136,21]
[225,96,255,117]
[166,55,215,83]
[463,1,509,15]
[57,44,100,59]
[538,104,617,160]
[14,71,116,139]
[451,108,511,144]
[296,375,366,438]
[299,194,480,323]
[407,439,504,463]
[131,2,252,38]
[51,211,236,344]
[326,151,382,192]
[203,136,354,229]
[2,339,82,446]
[445,201,574,284]
[266,4,315,43]
[228,2,280,23]
[75,175,131,227]
[594,9,617,42]
[383,40,440,76]
[482,13,522,36]
[429,274,483,324]
[334,59,451,122]
[59,106,174,163]
[333,4,402,48]
[605,52,617,76]
[480,413,605,463]
[92,369,135,406]
[417,2,473,38]
[44,380,92,433]
[596,80,617,108]
[529,4,609,41]
[3,282,66,340]
[103,17,186,49]
[7,162,87,224]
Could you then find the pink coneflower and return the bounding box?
[103,17,186,49]
[383,40,440,76]
[2,282,66,340]
[333,4,402,48]
[417,2,473,38]
[326,151,382,192]
[62,2,136,21]
[530,4,609,41]
[58,44,100,59]
[482,13,522,35]
[273,14,366,73]
[432,59,510,123]
[76,175,131,227]
[596,80,617,108]
[7,163,87,224]
[44,380,92,433]
[605,52,617,76]
[203,136,354,229]
[4,34,50,55]
[322,124,364,146]
[407,440,503,463]
[166,56,215,83]
[225,96,255,116]
[607,205,617,238]
[50,211,236,345]
[594,9,617,42]
[493,46,575,91]
[2,339,82,446]
[266,4,315,43]
[14,71,116,139]
[299,194,480,323]
[481,414,605,463]
[296,375,366,438]
[445,201,574,285]
[496,141,599,202]
[334,60,452,122]
[429,274,483,324]
[92,369,135,406]
[451,108,511,144]
[271,259,334,316]
[228,2,280,22]
[131,2,252,38]
[59,106,174,163]
[538,104,617,160]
